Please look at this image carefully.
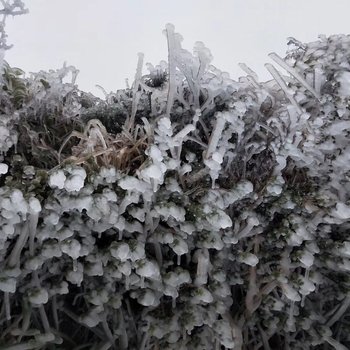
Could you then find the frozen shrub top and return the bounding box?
[0,7,350,349]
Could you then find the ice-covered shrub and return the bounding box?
[1,4,350,349]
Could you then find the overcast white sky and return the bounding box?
[4,0,350,98]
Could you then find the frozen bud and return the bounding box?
[28,287,49,305]
[136,259,160,279]
[29,197,41,214]
[333,202,350,220]
[110,242,130,262]
[281,283,301,302]
[192,287,213,303]
[61,239,81,259]
[298,250,314,268]
[238,253,259,267]
[0,277,16,293]
[64,175,85,192]
[48,170,66,189]
[0,163,8,175]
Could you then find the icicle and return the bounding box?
[172,296,176,309]
[73,259,78,272]
[177,254,181,266]
[119,230,123,241]
[141,276,145,288]
[268,52,320,99]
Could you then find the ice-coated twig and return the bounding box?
[265,63,303,114]
[128,52,144,131]
[238,63,259,81]
[268,53,320,99]
[326,296,350,327]
[205,112,226,158]
[7,224,29,268]
[101,313,116,350]
[165,23,177,118]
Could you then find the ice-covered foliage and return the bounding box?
[1,8,350,350]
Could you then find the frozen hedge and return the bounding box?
[1,2,350,350]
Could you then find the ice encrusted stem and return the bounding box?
[4,292,10,320]
[128,52,144,131]
[205,112,226,158]
[265,63,303,114]
[165,23,177,118]
[268,53,319,99]
[7,223,29,268]
[326,296,350,327]
[117,309,128,350]
[101,312,116,350]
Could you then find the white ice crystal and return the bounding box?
[66,262,84,286]
[164,269,191,287]
[204,206,232,229]
[170,237,188,256]
[298,250,314,268]
[118,176,148,193]
[335,71,350,97]
[281,283,301,302]
[64,174,85,192]
[136,259,160,279]
[135,289,159,307]
[299,277,316,295]
[332,202,350,220]
[239,253,259,267]
[110,242,131,262]
[80,310,101,327]
[192,287,213,304]
[0,163,8,175]
[0,277,16,293]
[28,288,49,305]
[25,256,44,271]
[61,239,81,259]
[29,197,41,214]
[48,170,66,189]
[155,203,186,222]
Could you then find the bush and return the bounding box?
[1,3,350,350]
